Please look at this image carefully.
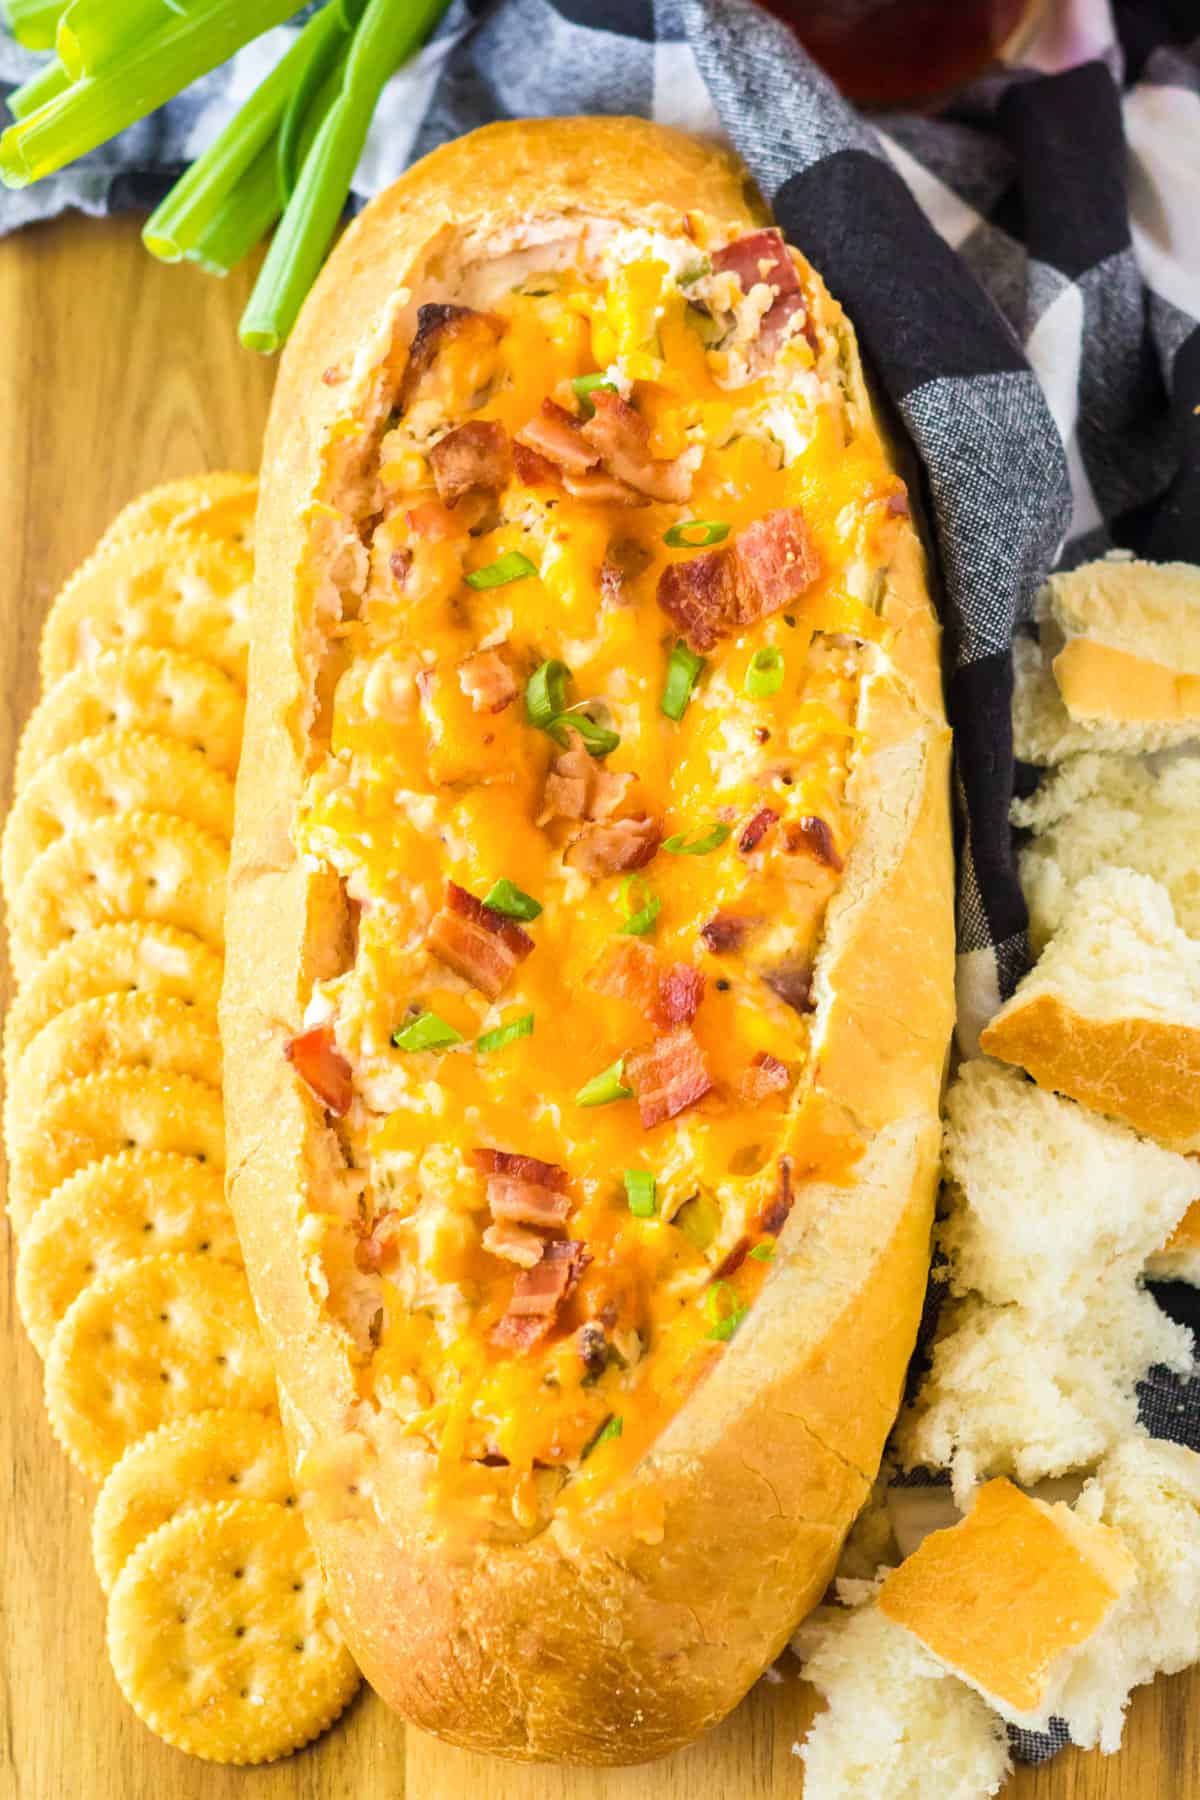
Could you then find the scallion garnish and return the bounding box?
[576,1059,633,1108]
[619,872,661,937]
[477,1013,534,1054]
[5,0,64,51]
[58,0,182,79]
[749,1241,776,1262]
[705,1281,749,1342]
[679,257,711,288]
[7,56,71,120]
[392,1011,463,1052]
[571,372,617,417]
[624,1170,657,1218]
[584,1414,623,1456]
[463,549,538,591]
[548,712,620,757]
[663,519,731,549]
[661,640,706,721]
[746,646,785,699]
[483,880,542,922]
[662,823,731,856]
[525,659,570,728]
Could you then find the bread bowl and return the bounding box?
[221,116,954,1763]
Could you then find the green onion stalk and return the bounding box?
[2,0,64,51]
[7,55,70,119]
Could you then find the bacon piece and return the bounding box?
[458,648,516,713]
[576,1320,610,1378]
[594,940,704,1028]
[539,726,631,825]
[398,304,505,412]
[513,442,562,487]
[429,420,511,507]
[284,1024,352,1116]
[481,1220,546,1269]
[785,814,843,871]
[388,548,413,587]
[515,400,599,474]
[355,1210,405,1274]
[580,391,693,504]
[739,1051,792,1105]
[405,499,462,542]
[711,229,804,349]
[657,506,821,653]
[886,487,911,517]
[567,814,661,877]
[626,1025,713,1129]
[738,807,778,854]
[562,466,648,507]
[492,1241,591,1352]
[763,959,814,1015]
[700,912,751,954]
[713,1236,751,1280]
[757,1156,794,1237]
[474,1148,571,1231]
[473,1149,568,1188]
[657,962,705,1028]
[601,536,652,605]
[427,882,534,1000]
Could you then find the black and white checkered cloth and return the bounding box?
[4,0,1199,1764]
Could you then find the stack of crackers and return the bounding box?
[3,476,361,1763]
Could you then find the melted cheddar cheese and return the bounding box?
[295,223,908,1533]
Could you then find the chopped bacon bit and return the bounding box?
[429,420,511,507]
[785,814,843,871]
[539,727,631,825]
[561,466,648,507]
[757,1156,794,1237]
[355,1210,405,1274]
[482,1220,546,1268]
[739,1051,792,1104]
[473,1149,568,1189]
[626,1025,713,1129]
[492,1241,591,1353]
[886,487,911,517]
[576,1321,610,1378]
[657,506,821,653]
[405,499,462,541]
[513,441,562,487]
[657,962,705,1028]
[427,881,534,1000]
[764,959,814,1015]
[515,399,599,474]
[713,1236,751,1280]
[580,391,694,504]
[601,537,652,606]
[389,548,413,586]
[284,1024,352,1116]
[711,229,805,349]
[458,648,517,713]
[475,1148,571,1234]
[567,814,661,877]
[738,807,778,854]
[595,941,704,1028]
[398,304,505,411]
[701,912,752,954]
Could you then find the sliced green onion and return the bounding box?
[525,658,571,728]
[705,1281,749,1342]
[477,1013,534,1055]
[584,1414,623,1456]
[57,0,177,79]
[4,0,65,51]
[276,4,349,205]
[664,519,730,549]
[576,1059,633,1108]
[483,880,542,922]
[571,372,616,417]
[746,646,785,699]
[661,640,705,722]
[465,550,538,591]
[662,823,731,856]
[143,1,349,263]
[240,0,451,352]
[679,257,711,288]
[184,137,283,276]
[619,873,661,937]
[7,57,71,121]
[749,1241,776,1262]
[1,0,308,190]
[392,1011,463,1052]
[547,712,620,758]
[624,1170,657,1218]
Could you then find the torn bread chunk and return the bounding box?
[877,1477,1134,1729]
[1012,633,1200,765]
[794,1599,1011,1800]
[939,1059,1200,1319]
[981,870,1200,1153]
[1039,556,1200,734]
[1013,751,1200,949]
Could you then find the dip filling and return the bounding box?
[289,221,909,1532]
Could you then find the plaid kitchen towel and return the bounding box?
[4,0,1200,1764]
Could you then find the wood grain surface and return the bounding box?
[0,211,1193,1800]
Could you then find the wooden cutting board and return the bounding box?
[0,211,1192,1800]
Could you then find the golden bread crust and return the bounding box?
[222,117,953,1763]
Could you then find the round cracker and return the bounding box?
[4,923,223,1068]
[14,646,243,790]
[45,1254,275,1479]
[93,1410,292,1593]
[40,532,253,692]
[16,1149,239,1358]
[2,728,235,906]
[6,991,221,1155]
[106,1499,359,1763]
[100,473,257,551]
[172,486,257,554]
[10,811,227,981]
[7,1068,223,1235]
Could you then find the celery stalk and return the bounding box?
[241,0,452,353]
[7,57,71,121]
[0,0,308,189]
[142,0,350,262]
[3,0,65,51]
